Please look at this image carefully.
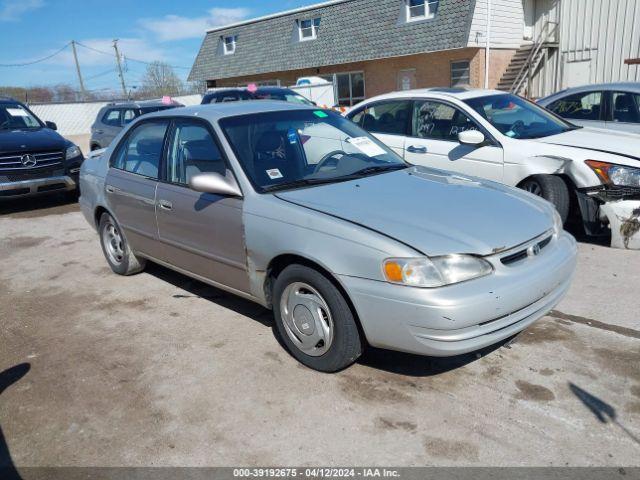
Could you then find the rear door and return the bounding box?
[349,100,411,156]
[606,91,640,134]
[105,119,169,259]
[155,118,250,294]
[404,99,504,182]
[100,108,125,147]
[545,91,605,129]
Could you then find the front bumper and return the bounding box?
[0,174,77,199]
[340,231,578,357]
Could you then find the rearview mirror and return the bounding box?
[458,130,485,146]
[45,121,57,131]
[188,173,242,197]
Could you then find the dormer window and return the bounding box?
[299,18,321,41]
[406,0,438,21]
[223,36,236,55]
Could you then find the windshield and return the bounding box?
[464,94,576,139]
[255,91,315,106]
[220,109,407,193]
[0,104,42,130]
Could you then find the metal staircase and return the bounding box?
[497,22,559,96]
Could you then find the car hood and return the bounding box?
[0,127,66,154]
[535,128,640,164]
[276,166,553,257]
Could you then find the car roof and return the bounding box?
[105,99,183,108]
[539,82,640,103]
[354,88,509,106]
[205,86,296,95]
[141,100,319,122]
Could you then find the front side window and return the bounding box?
[103,109,122,127]
[612,92,640,124]
[336,72,365,107]
[254,91,315,106]
[112,121,168,178]
[350,100,411,135]
[299,18,321,41]
[465,94,575,139]
[407,0,438,21]
[547,91,603,121]
[220,109,406,193]
[451,61,471,87]
[412,100,479,141]
[0,103,41,130]
[224,36,236,55]
[166,122,227,185]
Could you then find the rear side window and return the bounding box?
[350,100,411,135]
[102,109,122,127]
[412,100,479,141]
[166,122,227,185]
[547,92,602,121]
[112,121,169,178]
[612,92,640,124]
[122,109,137,125]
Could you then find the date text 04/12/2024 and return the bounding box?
[232,468,401,478]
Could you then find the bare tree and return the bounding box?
[140,61,184,98]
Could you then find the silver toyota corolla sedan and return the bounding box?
[79,101,578,372]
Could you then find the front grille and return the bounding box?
[0,168,64,183]
[0,151,64,172]
[500,234,553,266]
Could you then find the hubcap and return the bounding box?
[523,181,543,197]
[102,221,125,265]
[280,282,334,357]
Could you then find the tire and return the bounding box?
[520,175,570,224]
[98,212,146,276]
[273,264,363,372]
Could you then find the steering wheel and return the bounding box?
[510,120,525,136]
[314,150,348,174]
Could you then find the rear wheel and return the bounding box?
[98,213,146,276]
[273,265,362,372]
[520,175,570,224]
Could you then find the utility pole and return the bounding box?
[112,39,127,98]
[71,41,87,100]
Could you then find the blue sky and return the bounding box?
[0,0,320,92]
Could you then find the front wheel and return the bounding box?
[98,212,146,276]
[520,175,570,224]
[273,265,363,372]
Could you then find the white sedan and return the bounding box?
[346,88,640,247]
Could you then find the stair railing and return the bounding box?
[511,21,559,95]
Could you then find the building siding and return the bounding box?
[468,0,526,49]
[189,0,476,83]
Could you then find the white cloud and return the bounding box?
[0,0,44,21]
[140,7,250,42]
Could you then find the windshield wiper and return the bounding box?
[262,177,340,193]
[349,164,408,178]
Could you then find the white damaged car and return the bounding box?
[347,89,640,249]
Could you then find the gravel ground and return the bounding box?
[0,195,639,467]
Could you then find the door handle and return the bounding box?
[105,185,120,194]
[407,145,428,154]
[158,200,173,211]
[95,130,104,134]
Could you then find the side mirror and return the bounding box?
[45,121,57,131]
[458,130,485,146]
[188,172,242,197]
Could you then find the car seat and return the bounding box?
[253,131,301,185]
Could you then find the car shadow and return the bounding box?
[0,363,31,480]
[146,262,513,377]
[0,193,78,218]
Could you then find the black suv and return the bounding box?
[201,87,315,106]
[0,97,84,199]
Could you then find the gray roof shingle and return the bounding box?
[189,0,475,82]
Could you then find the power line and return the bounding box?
[84,68,117,82]
[0,43,70,67]
[74,41,190,70]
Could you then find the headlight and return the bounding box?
[383,255,493,288]
[65,144,82,160]
[553,209,563,235]
[585,160,640,187]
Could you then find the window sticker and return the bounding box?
[6,108,28,117]
[266,168,283,180]
[287,128,298,144]
[313,110,329,118]
[347,136,386,157]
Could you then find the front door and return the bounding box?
[606,91,640,134]
[105,119,169,259]
[155,119,250,294]
[404,100,504,182]
[349,99,411,156]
